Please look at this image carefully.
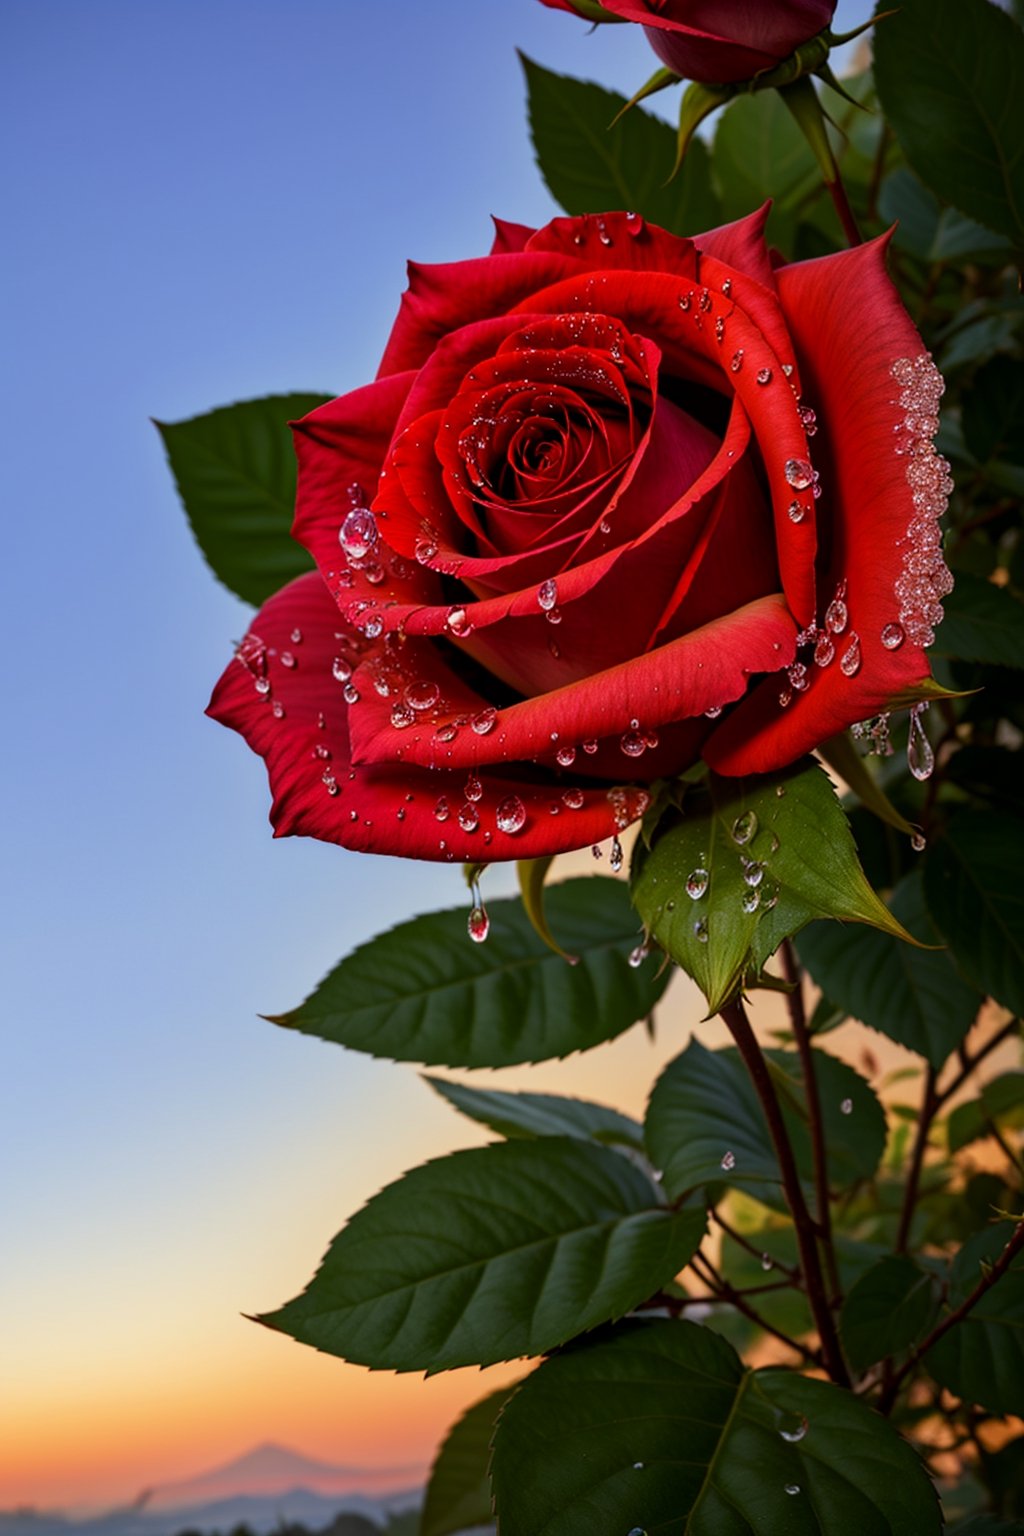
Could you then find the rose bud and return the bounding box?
[209,210,952,864]
[548,0,838,84]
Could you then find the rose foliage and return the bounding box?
[166,0,1024,1529]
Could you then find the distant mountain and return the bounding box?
[148,1443,424,1509]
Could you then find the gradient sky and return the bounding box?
[2,0,869,1511]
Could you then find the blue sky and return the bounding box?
[1,0,871,1506]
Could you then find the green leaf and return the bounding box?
[156,394,327,605]
[424,1077,643,1150]
[796,872,984,1068]
[490,1319,941,1534]
[420,1385,512,1536]
[712,87,820,247]
[924,812,1024,1015]
[878,167,1014,264]
[840,1255,940,1371]
[947,1072,1024,1152]
[873,0,1024,247]
[520,55,720,235]
[269,878,668,1068]
[962,356,1024,466]
[949,1517,1024,1536]
[926,1223,1024,1414]
[631,759,914,1015]
[645,1039,886,1206]
[263,1139,706,1372]
[934,573,1024,669]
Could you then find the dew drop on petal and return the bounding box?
[881,622,905,650]
[556,745,577,767]
[839,633,862,678]
[496,795,527,834]
[620,728,646,758]
[537,578,558,612]
[415,536,438,565]
[290,627,303,645]
[446,606,472,636]
[582,738,599,755]
[730,349,744,373]
[254,676,271,697]
[390,701,415,729]
[332,657,352,683]
[562,787,586,810]
[731,810,758,845]
[813,634,834,668]
[705,704,723,719]
[339,506,378,561]
[343,683,360,704]
[465,774,484,803]
[457,803,480,833]
[825,595,848,634]
[784,458,814,491]
[471,706,497,735]
[756,367,773,386]
[433,796,450,823]
[788,500,806,524]
[405,678,440,712]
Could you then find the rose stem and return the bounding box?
[827,168,863,248]
[691,1249,823,1366]
[895,1066,938,1254]
[719,996,850,1385]
[780,938,841,1300]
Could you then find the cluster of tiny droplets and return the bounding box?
[890,355,955,647]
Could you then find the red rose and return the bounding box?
[542,0,837,83]
[209,209,951,863]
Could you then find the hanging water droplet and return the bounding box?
[496,795,527,834]
[686,868,709,901]
[610,836,624,873]
[620,728,646,758]
[756,367,773,386]
[538,578,558,612]
[741,887,760,914]
[694,917,709,944]
[779,1415,808,1443]
[582,739,599,755]
[813,633,835,668]
[907,702,934,781]
[465,774,484,802]
[788,500,806,524]
[471,706,497,735]
[839,632,862,678]
[339,506,378,561]
[562,787,586,810]
[911,829,926,852]
[343,682,360,704]
[705,704,723,719]
[731,810,758,845]
[545,606,562,626]
[720,1150,736,1171]
[840,1097,853,1115]
[784,458,814,490]
[761,1252,774,1272]
[628,943,649,968]
[592,844,604,859]
[881,621,905,650]
[468,904,490,943]
[825,595,848,634]
[556,745,577,767]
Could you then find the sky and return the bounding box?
[1,0,870,1512]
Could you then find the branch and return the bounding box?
[691,1250,823,1367]
[711,1208,803,1286]
[781,938,840,1298]
[719,997,850,1385]
[895,1065,938,1254]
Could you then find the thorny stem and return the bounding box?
[711,1208,803,1286]
[886,1220,1024,1399]
[896,1065,939,1254]
[827,168,864,248]
[719,997,850,1385]
[781,938,841,1300]
[691,1250,823,1367]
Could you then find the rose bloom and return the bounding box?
[209,208,951,862]
[540,0,837,84]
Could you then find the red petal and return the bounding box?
[490,217,535,254]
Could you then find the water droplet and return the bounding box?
[313,744,332,761]
[254,676,271,697]
[343,682,360,704]
[434,722,459,744]
[628,943,649,969]
[813,634,834,668]
[705,704,723,719]
[620,728,646,758]
[720,1150,736,1171]
[332,657,353,687]
[290,628,303,644]
[686,869,709,900]
[627,1528,648,1536]
[679,291,692,312]
[562,787,586,810]
[537,578,558,612]
[911,829,926,852]
[465,774,484,802]
[446,606,471,636]
[731,810,758,845]
[907,702,934,781]
[782,362,794,378]
[592,844,604,859]
[742,860,764,888]
[881,621,905,650]
[405,678,440,712]
[761,1252,774,1272]
[610,836,624,873]
[785,1485,801,1497]
[496,795,527,834]
[458,803,480,833]
[775,785,786,797]
[582,739,599,755]
[788,500,806,524]
[825,595,848,634]
[779,1415,808,1443]
[471,706,497,735]
[556,745,577,767]
[415,536,438,565]
[468,904,490,943]
[545,606,562,626]
[840,1097,853,1115]
[433,796,450,822]
[784,458,814,491]
[271,700,285,718]
[839,632,861,678]
[756,367,773,386]
[730,349,744,373]
[694,917,709,944]
[390,701,415,729]
[339,506,378,561]
[741,887,760,914]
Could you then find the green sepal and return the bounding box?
[517,857,578,964]
[777,76,838,186]
[673,80,737,177]
[611,65,681,128]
